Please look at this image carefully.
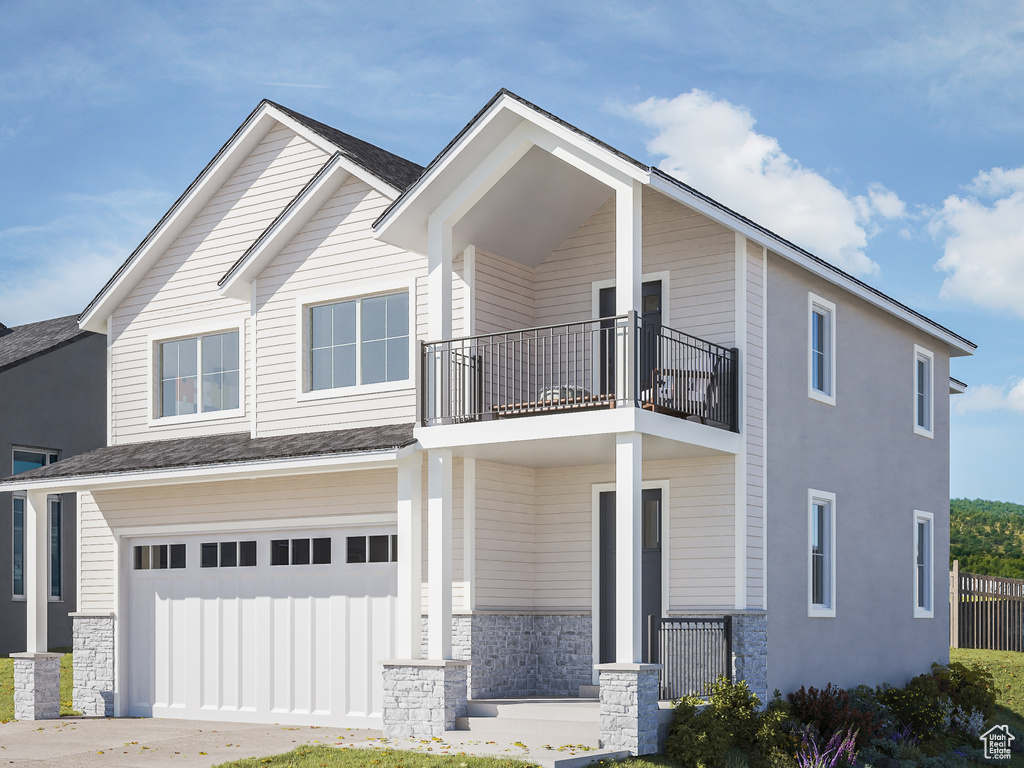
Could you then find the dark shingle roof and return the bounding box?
[270,101,424,191]
[0,424,416,484]
[0,315,97,374]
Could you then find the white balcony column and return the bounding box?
[25,490,49,653]
[396,453,423,659]
[427,448,454,659]
[427,216,454,341]
[615,180,643,402]
[615,432,643,663]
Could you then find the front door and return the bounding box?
[598,281,663,396]
[599,488,663,664]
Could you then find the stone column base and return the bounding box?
[12,653,61,720]
[71,612,116,716]
[597,663,661,755]
[732,613,768,703]
[382,659,469,738]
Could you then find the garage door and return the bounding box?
[125,525,397,726]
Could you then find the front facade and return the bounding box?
[0,317,106,655]
[1,91,972,752]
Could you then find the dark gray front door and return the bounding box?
[599,488,663,664]
[598,282,663,396]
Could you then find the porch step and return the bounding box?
[450,697,601,748]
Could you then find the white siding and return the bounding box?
[474,460,536,608]
[78,470,397,611]
[252,176,426,435]
[745,239,766,608]
[475,249,536,334]
[109,125,330,444]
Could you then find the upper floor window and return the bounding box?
[159,331,239,417]
[808,294,836,405]
[308,291,409,391]
[13,448,58,475]
[808,489,836,617]
[914,511,934,618]
[914,345,934,438]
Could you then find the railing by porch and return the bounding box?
[420,312,738,431]
[648,615,733,700]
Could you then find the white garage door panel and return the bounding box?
[126,526,396,726]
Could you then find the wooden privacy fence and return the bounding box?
[950,560,1024,651]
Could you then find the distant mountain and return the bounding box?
[951,498,1024,578]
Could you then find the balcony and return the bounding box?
[420,313,738,432]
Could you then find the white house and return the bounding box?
[1,90,973,754]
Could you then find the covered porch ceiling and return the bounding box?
[452,145,613,267]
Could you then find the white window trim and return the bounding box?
[807,293,836,406]
[807,488,836,618]
[913,345,935,439]
[11,491,63,602]
[591,271,672,326]
[914,510,934,619]
[294,277,416,402]
[147,319,247,427]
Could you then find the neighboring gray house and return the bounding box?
[2,92,972,755]
[0,316,106,653]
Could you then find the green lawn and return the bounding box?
[950,648,1024,768]
[0,652,76,721]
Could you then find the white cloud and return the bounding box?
[931,166,1024,316]
[631,90,902,277]
[952,380,1024,416]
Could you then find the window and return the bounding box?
[12,493,64,599]
[270,537,331,566]
[808,490,836,617]
[914,345,934,438]
[133,544,186,570]
[914,511,934,618]
[309,291,409,391]
[201,541,257,568]
[346,534,398,563]
[159,330,239,417]
[808,294,836,405]
[12,448,58,475]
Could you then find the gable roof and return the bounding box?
[0,315,98,374]
[373,88,975,356]
[0,423,416,487]
[78,100,423,333]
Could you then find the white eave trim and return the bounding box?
[950,377,967,395]
[0,444,419,494]
[374,91,647,242]
[647,172,976,357]
[219,153,354,300]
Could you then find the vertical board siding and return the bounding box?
[745,239,766,608]
[78,470,398,611]
[252,175,424,435]
[474,461,536,608]
[109,126,330,444]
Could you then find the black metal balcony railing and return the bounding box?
[420,312,738,431]
[648,615,733,700]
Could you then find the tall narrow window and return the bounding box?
[808,490,836,616]
[914,346,934,437]
[808,294,836,405]
[309,291,409,391]
[159,330,239,417]
[12,496,24,598]
[49,497,61,599]
[914,511,934,617]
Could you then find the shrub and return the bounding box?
[929,661,996,720]
[875,680,946,743]
[793,727,858,768]
[665,679,761,768]
[787,684,876,748]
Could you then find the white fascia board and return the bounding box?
[949,378,967,395]
[220,155,353,300]
[79,106,281,333]
[648,173,975,358]
[415,407,741,455]
[0,444,419,494]
[375,93,647,248]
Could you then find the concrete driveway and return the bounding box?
[0,717,381,767]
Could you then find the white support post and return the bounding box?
[428,449,453,660]
[396,453,423,659]
[615,433,643,663]
[615,180,642,403]
[463,457,476,612]
[25,490,48,654]
[428,217,453,341]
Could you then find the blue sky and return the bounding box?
[2,1,1023,502]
